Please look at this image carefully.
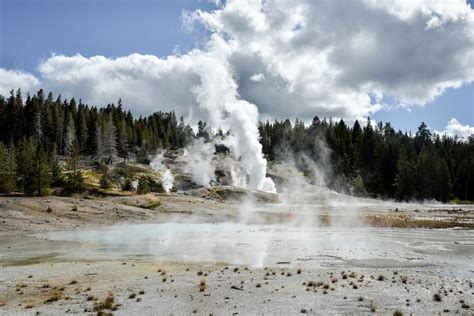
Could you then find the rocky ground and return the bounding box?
[0,193,473,315]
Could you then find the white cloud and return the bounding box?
[249,73,265,82]
[0,68,40,96]
[435,118,474,139]
[0,0,473,123]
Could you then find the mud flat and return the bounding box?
[0,195,473,315]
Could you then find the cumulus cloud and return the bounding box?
[0,0,473,123]
[435,118,474,139]
[0,68,40,96]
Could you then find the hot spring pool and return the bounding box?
[33,222,474,270]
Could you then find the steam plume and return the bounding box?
[150,152,174,193]
[190,35,276,193]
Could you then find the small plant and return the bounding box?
[99,173,112,189]
[69,280,77,285]
[377,275,385,281]
[46,207,53,213]
[199,278,206,292]
[256,283,261,288]
[93,293,118,312]
[128,293,136,299]
[433,293,442,302]
[137,176,151,194]
[44,292,61,303]
[393,310,403,316]
[297,269,302,274]
[71,205,78,212]
[138,290,145,295]
[370,302,376,312]
[121,177,134,191]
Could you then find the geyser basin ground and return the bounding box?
[0,195,473,315]
[33,223,474,275]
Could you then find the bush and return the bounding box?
[99,173,112,189]
[63,171,85,194]
[121,177,134,191]
[137,176,151,194]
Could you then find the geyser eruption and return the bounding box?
[150,153,174,193]
[191,35,276,193]
[162,169,174,193]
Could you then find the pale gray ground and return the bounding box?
[0,194,473,315]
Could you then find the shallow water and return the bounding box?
[34,222,474,273]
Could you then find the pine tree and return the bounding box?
[102,114,117,164]
[63,112,76,155]
[0,143,17,193]
[16,138,36,195]
[64,141,84,193]
[76,103,88,152]
[35,146,51,196]
[394,148,416,200]
[415,146,434,199]
[433,158,452,202]
[50,144,64,187]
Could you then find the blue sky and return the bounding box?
[0,0,473,134]
[1,0,212,71]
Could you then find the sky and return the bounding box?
[1,0,473,137]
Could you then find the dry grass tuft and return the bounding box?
[199,278,207,292]
[93,293,119,312]
[433,293,442,302]
[44,292,62,304]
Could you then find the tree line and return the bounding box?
[259,117,473,202]
[0,89,472,202]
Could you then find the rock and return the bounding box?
[186,186,278,203]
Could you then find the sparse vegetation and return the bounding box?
[433,293,442,302]
[93,293,118,312]
[199,278,207,292]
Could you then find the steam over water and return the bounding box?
[36,222,474,274]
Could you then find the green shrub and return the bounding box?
[121,177,134,191]
[137,176,151,194]
[99,173,112,189]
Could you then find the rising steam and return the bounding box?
[150,152,174,193]
[190,35,276,193]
